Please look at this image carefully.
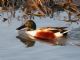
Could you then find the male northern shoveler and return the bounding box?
[16,19,68,47]
[16,27,68,47]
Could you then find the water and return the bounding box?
[0,11,80,60]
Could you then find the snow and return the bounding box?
[0,11,80,60]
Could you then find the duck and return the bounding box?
[16,26,68,47]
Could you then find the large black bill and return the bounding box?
[16,25,25,30]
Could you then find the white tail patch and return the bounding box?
[54,32,63,38]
